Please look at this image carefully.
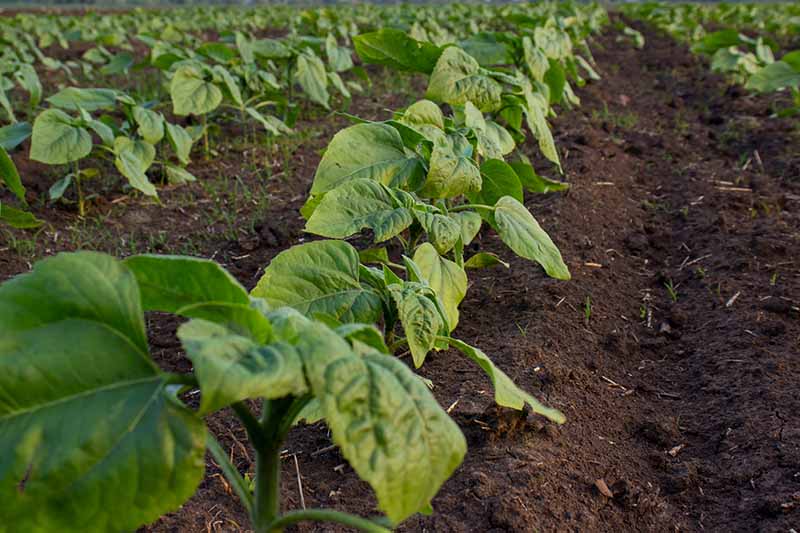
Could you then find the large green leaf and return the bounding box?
[310,122,421,195]
[46,87,118,112]
[326,34,354,72]
[306,178,413,242]
[124,254,270,343]
[469,158,523,206]
[448,338,565,424]
[0,146,26,204]
[419,134,481,199]
[0,201,43,229]
[354,29,442,74]
[170,65,223,116]
[510,160,569,194]
[746,61,800,92]
[523,85,560,167]
[463,101,514,159]
[252,240,383,324]
[178,320,307,415]
[114,137,157,197]
[295,326,466,524]
[0,122,32,151]
[14,64,41,109]
[296,51,330,110]
[212,65,243,108]
[523,36,549,81]
[30,109,91,165]
[0,252,206,532]
[165,122,193,165]
[389,282,444,367]
[133,106,165,144]
[450,210,482,246]
[492,196,570,280]
[414,209,461,254]
[413,243,467,331]
[426,46,502,112]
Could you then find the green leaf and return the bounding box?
[450,210,482,246]
[306,178,413,243]
[464,252,509,269]
[389,282,444,367]
[0,201,43,229]
[448,338,565,424]
[252,38,292,59]
[0,146,26,203]
[746,61,800,92]
[252,240,383,324]
[426,46,502,112]
[310,122,421,195]
[100,51,134,75]
[178,320,307,415]
[354,29,442,74]
[0,122,32,151]
[87,118,115,147]
[125,253,272,343]
[327,71,351,99]
[30,109,92,165]
[414,209,461,254]
[544,60,566,105]
[358,247,390,265]
[125,254,249,311]
[296,326,466,524]
[14,64,42,109]
[46,87,118,112]
[212,65,243,107]
[296,51,330,110]
[165,164,196,185]
[0,252,206,532]
[245,107,292,136]
[49,175,72,201]
[492,196,569,280]
[170,65,223,116]
[165,122,193,165]
[523,37,549,81]
[326,34,353,72]
[413,243,467,331]
[523,85,560,167]
[401,99,445,130]
[510,160,569,193]
[133,106,165,144]
[197,42,237,64]
[470,159,523,206]
[114,137,157,197]
[463,102,513,159]
[420,134,481,199]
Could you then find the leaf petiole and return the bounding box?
[264,509,392,533]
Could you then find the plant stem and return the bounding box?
[253,440,282,533]
[265,509,392,533]
[207,434,253,515]
[449,203,493,213]
[202,114,210,160]
[73,160,85,217]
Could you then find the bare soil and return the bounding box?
[1,18,798,533]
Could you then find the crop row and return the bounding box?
[0,3,607,532]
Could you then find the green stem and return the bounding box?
[388,337,408,352]
[207,434,253,515]
[202,114,210,160]
[253,439,282,533]
[449,203,493,213]
[73,160,84,217]
[265,509,392,533]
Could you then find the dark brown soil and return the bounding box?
[2,18,798,533]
